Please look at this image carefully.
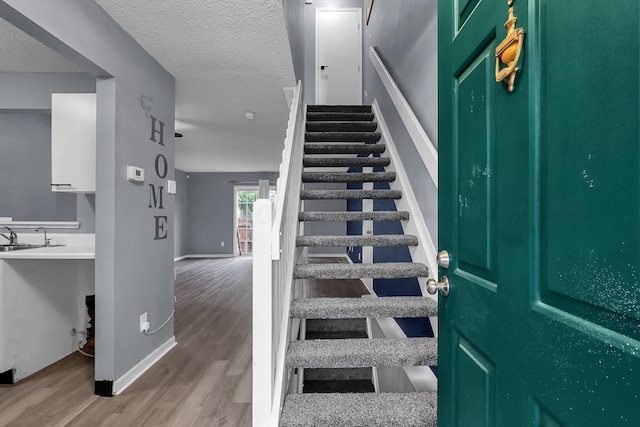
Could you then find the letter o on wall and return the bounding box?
[155,154,168,178]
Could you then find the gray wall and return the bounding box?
[0,72,96,112]
[174,169,189,258]
[303,0,364,104]
[0,0,176,387]
[0,72,97,232]
[362,0,439,245]
[0,113,76,222]
[186,172,278,255]
[283,0,305,82]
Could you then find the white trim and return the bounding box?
[315,8,363,105]
[373,101,439,291]
[113,336,177,395]
[174,254,236,261]
[369,46,438,188]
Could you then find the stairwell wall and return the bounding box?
[283,0,305,82]
[362,0,438,246]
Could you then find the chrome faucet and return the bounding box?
[35,227,51,247]
[0,226,18,245]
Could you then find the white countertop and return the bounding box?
[0,233,95,260]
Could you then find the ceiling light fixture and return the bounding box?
[244,111,255,120]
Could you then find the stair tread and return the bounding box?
[291,296,438,319]
[303,157,390,167]
[294,262,429,280]
[297,234,418,247]
[281,392,437,427]
[286,337,437,368]
[301,189,402,200]
[304,143,386,155]
[305,131,382,142]
[299,211,409,221]
[302,172,396,183]
[307,105,372,113]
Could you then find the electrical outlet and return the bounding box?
[221,241,225,247]
[140,312,148,332]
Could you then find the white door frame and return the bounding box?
[315,7,363,105]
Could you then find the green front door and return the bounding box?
[438,1,640,425]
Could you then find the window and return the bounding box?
[234,186,276,255]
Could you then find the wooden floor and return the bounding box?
[0,256,253,427]
[0,256,367,427]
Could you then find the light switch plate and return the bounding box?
[168,179,177,195]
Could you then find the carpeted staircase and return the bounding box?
[279,105,438,426]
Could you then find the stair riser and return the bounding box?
[306,122,378,132]
[302,172,396,183]
[306,318,367,333]
[301,190,402,200]
[305,132,382,143]
[307,112,375,122]
[303,379,375,394]
[308,105,372,113]
[304,144,386,155]
[304,367,373,381]
[303,158,390,168]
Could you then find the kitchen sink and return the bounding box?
[0,244,65,252]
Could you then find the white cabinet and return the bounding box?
[51,93,96,193]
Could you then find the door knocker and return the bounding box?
[495,7,525,92]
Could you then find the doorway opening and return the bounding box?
[233,186,276,255]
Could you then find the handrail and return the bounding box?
[369,46,438,188]
[253,80,305,427]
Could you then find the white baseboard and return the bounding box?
[174,254,235,261]
[113,336,177,395]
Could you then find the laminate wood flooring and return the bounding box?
[0,256,365,427]
[0,256,253,427]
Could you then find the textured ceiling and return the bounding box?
[94,0,296,172]
[0,2,295,172]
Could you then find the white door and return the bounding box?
[315,8,362,105]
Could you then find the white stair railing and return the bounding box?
[253,81,305,427]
